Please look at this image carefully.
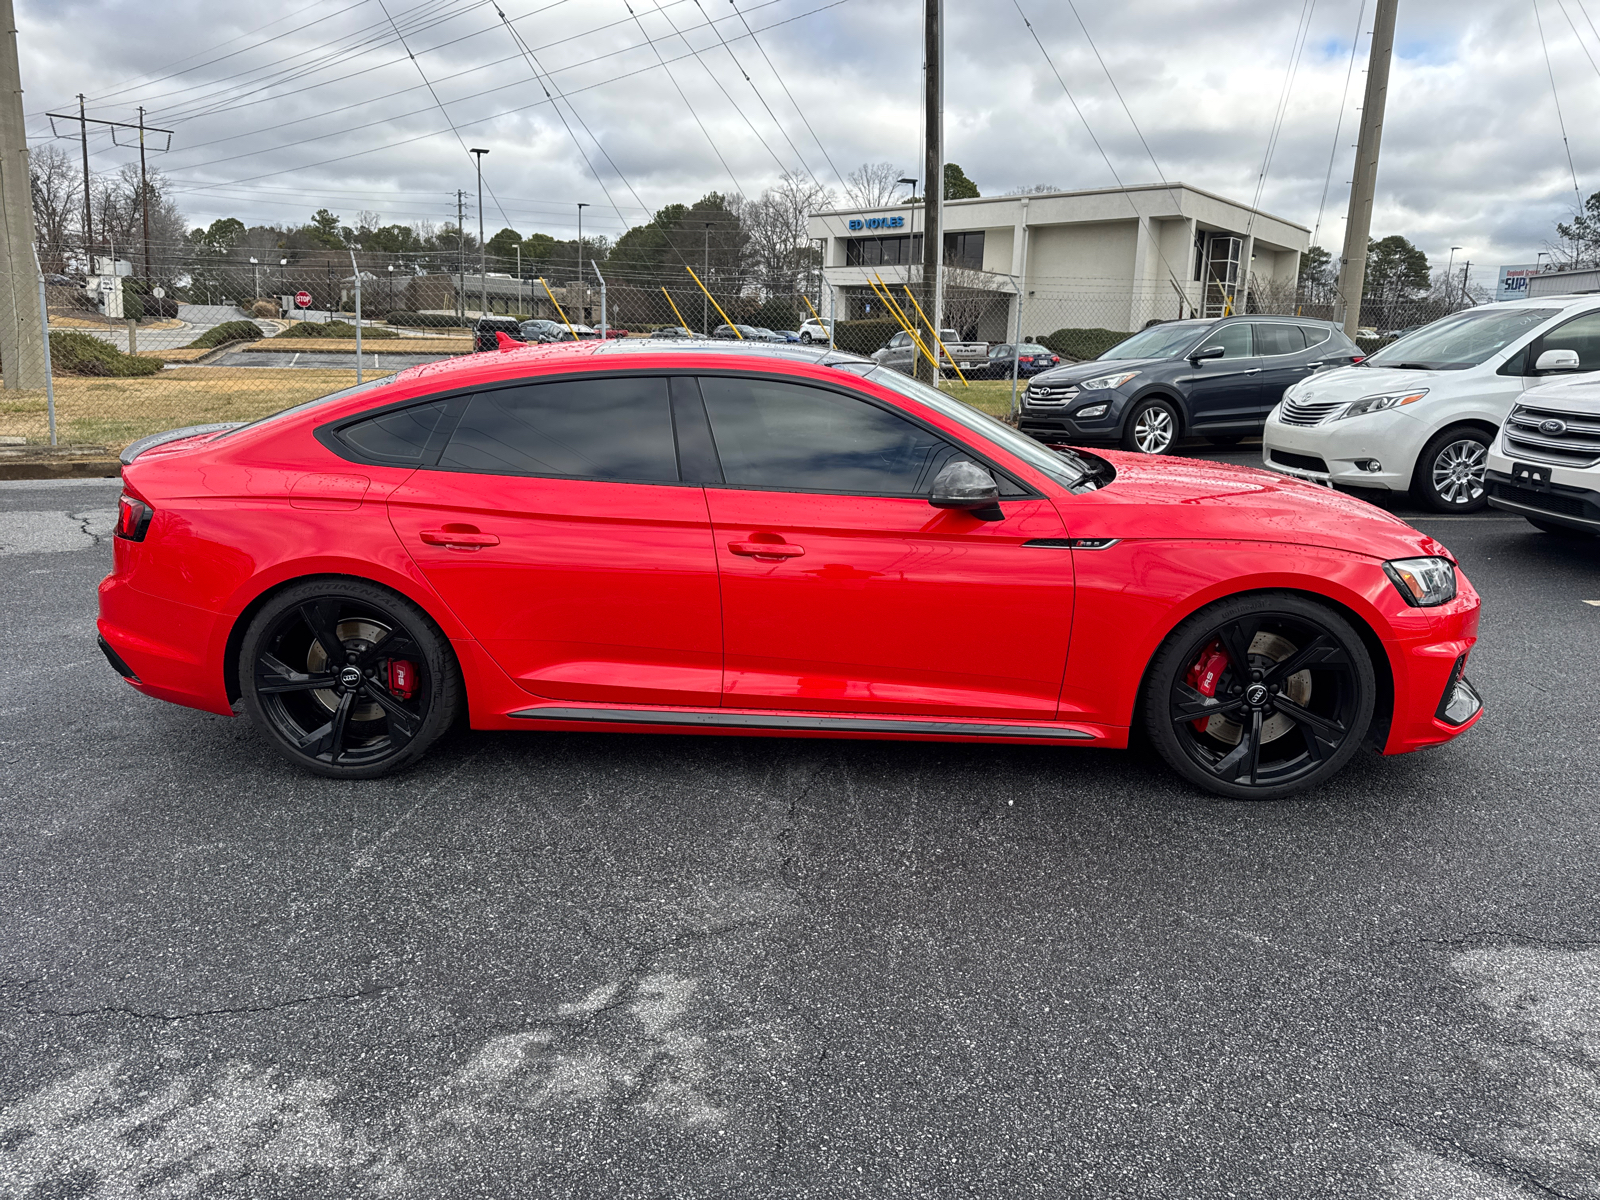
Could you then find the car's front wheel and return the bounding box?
[1413,427,1490,512]
[1143,593,1376,800]
[1121,396,1180,454]
[239,579,461,779]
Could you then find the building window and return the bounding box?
[942,231,984,270]
[1193,226,1206,282]
[845,234,925,267]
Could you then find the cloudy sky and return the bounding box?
[17,0,1600,276]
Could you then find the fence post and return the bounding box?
[592,260,607,336]
[349,250,362,384]
[35,263,56,445]
[126,317,137,357]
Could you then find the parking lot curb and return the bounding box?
[0,459,122,481]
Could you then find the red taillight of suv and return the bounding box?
[116,494,154,541]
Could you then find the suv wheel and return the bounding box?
[800,331,813,343]
[1413,427,1490,513]
[1121,397,1180,455]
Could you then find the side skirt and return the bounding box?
[508,705,1098,741]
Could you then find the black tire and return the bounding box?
[1412,426,1490,513]
[1120,396,1181,455]
[1527,516,1596,537]
[1143,593,1376,801]
[239,579,462,779]
[1206,434,1245,447]
[800,332,813,343]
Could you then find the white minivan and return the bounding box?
[1260,294,1600,511]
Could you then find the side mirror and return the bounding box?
[929,461,1003,521]
[1189,344,1226,363]
[1535,347,1582,372]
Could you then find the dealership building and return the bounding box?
[806,183,1310,340]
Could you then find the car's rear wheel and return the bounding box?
[800,332,813,342]
[1527,516,1595,537]
[1121,397,1180,454]
[239,579,461,779]
[1143,594,1376,801]
[1413,427,1490,512]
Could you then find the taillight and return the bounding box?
[1351,355,1365,364]
[1019,355,1033,362]
[115,494,154,541]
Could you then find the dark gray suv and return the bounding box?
[1018,317,1363,454]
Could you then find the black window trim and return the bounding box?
[313,367,1040,499]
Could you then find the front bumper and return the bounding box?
[1261,406,1425,492]
[1484,446,1600,532]
[1018,389,1127,442]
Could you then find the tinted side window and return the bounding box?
[700,377,963,495]
[341,400,449,463]
[439,377,678,481]
[1297,324,1332,349]
[1253,324,1305,356]
[1199,324,1253,358]
[1539,311,1600,369]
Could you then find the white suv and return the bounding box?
[1484,375,1600,536]
[798,317,833,344]
[1261,295,1600,511]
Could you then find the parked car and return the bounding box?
[649,326,706,339]
[602,328,630,339]
[519,319,598,343]
[105,341,1482,800]
[473,316,526,352]
[798,318,833,343]
[713,324,781,341]
[1262,295,1600,511]
[1484,374,1600,535]
[1019,316,1362,454]
[872,329,989,376]
[981,343,1062,379]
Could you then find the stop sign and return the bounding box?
[294,291,312,309]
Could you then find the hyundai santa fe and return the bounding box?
[102,341,1482,801]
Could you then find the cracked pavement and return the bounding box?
[2,473,1600,1198]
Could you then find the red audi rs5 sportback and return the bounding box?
[98,340,1483,800]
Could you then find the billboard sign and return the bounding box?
[1496,264,1541,303]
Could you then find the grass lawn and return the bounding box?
[936,378,1022,420]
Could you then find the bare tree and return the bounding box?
[939,262,1009,341]
[30,143,81,274]
[843,161,905,210]
[743,170,835,296]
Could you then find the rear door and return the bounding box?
[386,374,724,707]
[692,373,1075,718]
[1181,322,1261,430]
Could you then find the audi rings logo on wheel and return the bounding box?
[1539,418,1568,436]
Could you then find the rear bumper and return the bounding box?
[97,573,234,716]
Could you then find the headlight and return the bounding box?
[1333,388,1427,420]
[1079,370,1140,391]
[1383,557,1457,606]
[1075,403,1109,418]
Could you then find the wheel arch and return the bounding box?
[1129,585,1395,754]
[1123,386,1188,436]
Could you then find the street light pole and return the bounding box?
[577,203,589,321]
[249,257,259,298]
[704,222,713,332]
[470,148,489,317]
[897,177,917,296]
[1446,246,1461,308]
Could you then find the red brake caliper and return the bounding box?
[387,659,417,700]
[1184,641,1228,731]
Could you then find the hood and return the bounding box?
[1068,450,1453,562]
[1031,357,1163,385]
[1522,375,1600,412]
[1285,362,1446,403]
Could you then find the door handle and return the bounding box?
[1243,368,1262,376]
[421,528,500,549]
[728,540,805,559]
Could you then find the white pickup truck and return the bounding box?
[870,328,990,376]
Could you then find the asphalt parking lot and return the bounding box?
[2,462,1599,1199]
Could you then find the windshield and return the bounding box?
[1098,322,1209,361]
[855,366,1093,489]
[1365,307,1561,369]
[212,375,400,440]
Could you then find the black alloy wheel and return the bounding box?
[1413,426,1490,513]
[1121,397,1180,455]
[239,579,461,779]
[1144,594,1376,800]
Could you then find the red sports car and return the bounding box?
[99,342,1483,800]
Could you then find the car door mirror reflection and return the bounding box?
[1534,347,1582,372]
[1190,344,1227,363]
[929,460,1004,520]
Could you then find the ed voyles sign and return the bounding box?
[847,216,906,231]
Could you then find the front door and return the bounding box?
[386,375,724,707]
[1251,321,1314,417]
[1182,322,1261,430]
[691,374,1075,718]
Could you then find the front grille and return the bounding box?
[1502,403,1600,468]
[1269,450,1330,474]
[1279,396,1345,426]
[1490,482,1590,517]
[1025,384,1080,408]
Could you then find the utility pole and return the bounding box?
[77,94,90,261]
[576,202,588,321]
[455,189,466,324]
[0,0,46,389]
[918,0,943,384]
[1336,0,1399,340]
[471,148,488,318]
[704,223,712,332]
[137,105,151,281]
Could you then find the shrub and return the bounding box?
[385,310,466,329]
[749,298,800,332]
[49,331,163,377]
[833,318,903,356]
[1036,327,1132,362]
[271,320,398,339]
[251,299,278,318]
[186,320,264,349]
[122,293,144,322]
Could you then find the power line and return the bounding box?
[1247,0,1317,227]
[1313,0,1367,249]
[1556,0,1600,80]
[726,0,849,190]
[1062,0,1171,191]
[1534,0,1584,217]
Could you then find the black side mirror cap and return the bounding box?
[929,461,1003,521]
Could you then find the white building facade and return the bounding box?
[807,183,1310,341]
